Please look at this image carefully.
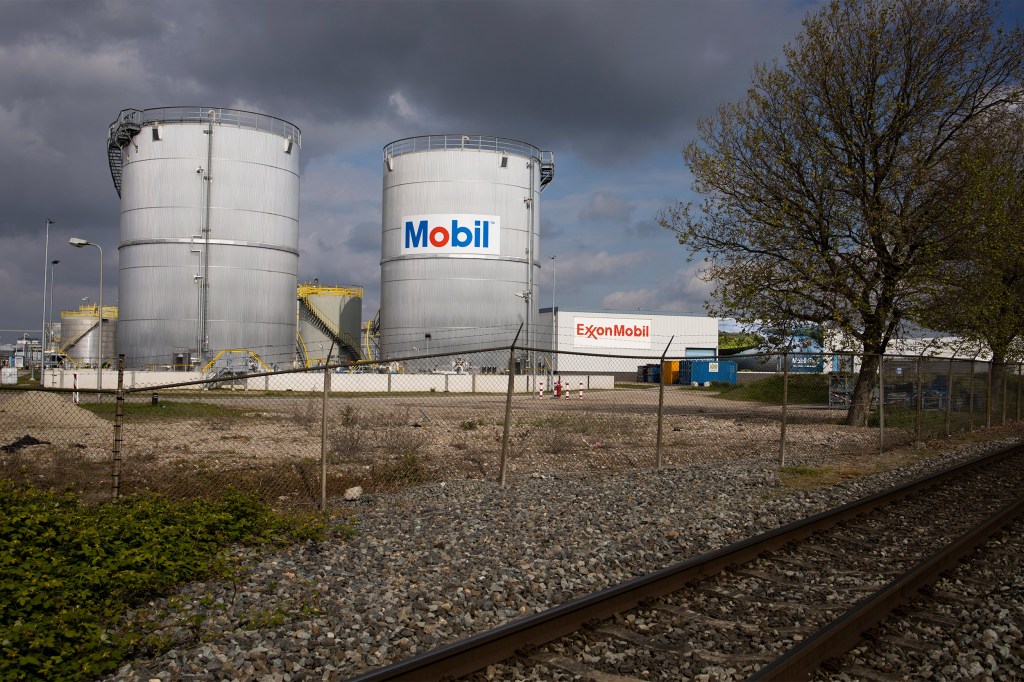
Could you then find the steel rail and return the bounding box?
[751,493,1024,681]
[346,443,1023,682]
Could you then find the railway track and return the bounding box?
[348,443,1024,681]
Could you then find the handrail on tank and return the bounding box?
[383,134,548,162]
[297,282,364,298]
[108,107,301,146]
[62,304,119,319]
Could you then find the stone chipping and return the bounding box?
[102,433,1024,681]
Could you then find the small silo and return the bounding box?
[379,135,554,360]
[107,107,301,369]
[60,305,118,368]
[296,282,364,366]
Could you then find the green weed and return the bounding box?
[0,482,326,681]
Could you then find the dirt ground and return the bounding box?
[0,386,968,506]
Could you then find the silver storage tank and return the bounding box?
[297,282,364,366]
[60,305,118,368]
[108,107,301,369]
[380,135,554,360]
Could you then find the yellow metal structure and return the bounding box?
[201,349,272,375]
[62,304,119,319]
[296,282,363,366]
[297,283,363,299]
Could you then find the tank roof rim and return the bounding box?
[111,106,301,139]
[383,134,548,160]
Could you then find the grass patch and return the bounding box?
[712,374,829,405]
[0,483,326,681]
[777,465,838,489]
[80,400,243,422]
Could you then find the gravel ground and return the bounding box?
[106,431,1024,682]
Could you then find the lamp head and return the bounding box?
[69,237,89,247]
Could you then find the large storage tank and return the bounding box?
[297,282,363,366]
[379,135,554,360]
[60,305,118,368]
[108,107,301,369]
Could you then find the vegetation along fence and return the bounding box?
[1,345,1020,509]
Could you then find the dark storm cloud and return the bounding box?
[6,1,807,151]
[0,0,812,330]
[0,0,808,236]
[165,0,805,161]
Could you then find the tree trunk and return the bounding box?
[846,353,881,427]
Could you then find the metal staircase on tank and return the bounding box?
[59,319,99,356]
[539,151,555,191]
[107,109,142,198]
[297,294,363,363]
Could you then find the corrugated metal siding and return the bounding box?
[117,117,300,367]
[380,145,542,358]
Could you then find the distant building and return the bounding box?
[538,308,718,374]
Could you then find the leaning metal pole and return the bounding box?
[499,325,523,488]
[112,355,125,500]
[655,337,674,470]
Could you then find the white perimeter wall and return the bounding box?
[43,368,614,393]
[539,309,718,374]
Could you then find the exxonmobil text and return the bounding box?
[572,316,654,350]
[576,323,650,339]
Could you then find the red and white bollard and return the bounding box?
[72,372,79,405]
[537,379,545,399]
[579,381,584,399]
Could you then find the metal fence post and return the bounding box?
[878,354,885,454]
[914,354,923,445]
[779,350,789,466]
[1011,360,1019,419]
[499,325,523,488]
[111,354,125,500]
[655,337,674,471]
[320,362,331,512]
[986,359,993,429]
[943,356,953,437]
[1001,363,1008,425]
[968,353,977,431]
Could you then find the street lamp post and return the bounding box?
[39,219,55,378]
[69,238,103,389]
[47,259,60,377]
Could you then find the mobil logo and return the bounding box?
[401,214,501,256]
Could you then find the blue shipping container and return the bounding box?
[678,359,737,385]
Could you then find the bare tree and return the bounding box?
[661,0,1024,426]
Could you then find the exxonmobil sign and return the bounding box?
[401,214,501,256]
[573,316,652,350]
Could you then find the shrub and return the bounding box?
[0,483,324,680]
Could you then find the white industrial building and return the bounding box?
[538,308,718,374]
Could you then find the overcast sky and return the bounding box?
[0,0,830,342]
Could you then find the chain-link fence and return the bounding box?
[2,347,1021,508]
